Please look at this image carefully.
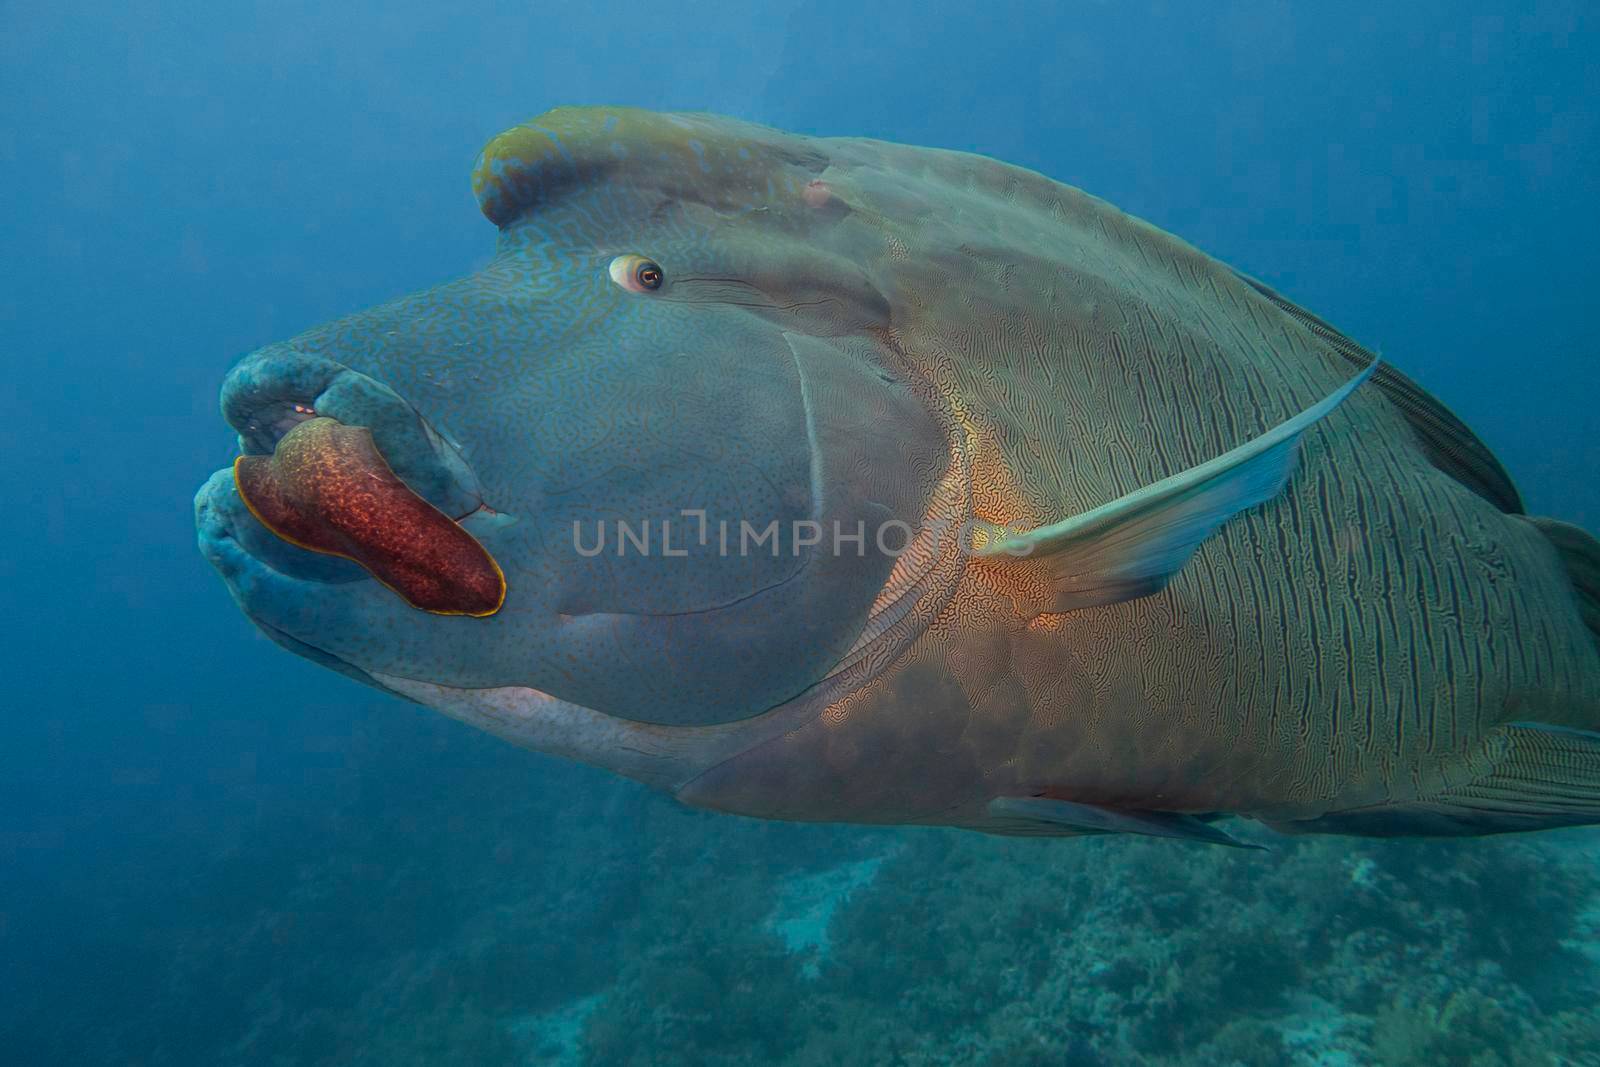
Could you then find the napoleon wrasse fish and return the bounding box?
[196,107,1600,846]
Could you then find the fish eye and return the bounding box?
[609,254,664,293]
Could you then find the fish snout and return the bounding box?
[205,345,508,617]
[221,345,485,520]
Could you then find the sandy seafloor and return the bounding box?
[9,710,1600,1067]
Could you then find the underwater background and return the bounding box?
[4,2,1599,1064]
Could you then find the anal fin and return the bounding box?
[986,796,1264,849]
[1270,722,1600,837]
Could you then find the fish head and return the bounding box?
[196,107,957,729]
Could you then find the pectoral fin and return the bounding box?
[987,796,1264,849]
[974,360,1377,612]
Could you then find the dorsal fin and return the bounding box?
[1234,271,1525,515]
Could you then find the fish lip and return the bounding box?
[211,344,501,598]
[221,347,345,455]
[195,464,363,604]
[220,345,488,522]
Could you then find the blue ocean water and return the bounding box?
[3,3,1598,1064]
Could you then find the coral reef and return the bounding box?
[566,818,1600,1066]
[5,716,1600,1066]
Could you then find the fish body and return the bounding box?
[196,108,1600,842]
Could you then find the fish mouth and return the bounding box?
[202,344,506,618]
[221,346,487,516]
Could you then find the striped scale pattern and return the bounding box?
[672,114,1600,828]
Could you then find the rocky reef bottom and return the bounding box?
[6,718,1600,1067]
[561,806,1600,1067]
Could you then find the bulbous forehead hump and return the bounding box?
[470,106,829,227]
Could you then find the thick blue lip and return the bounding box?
[206,342,506,597]
[195,465,366,587]
[220,344,486,522]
